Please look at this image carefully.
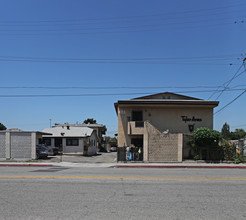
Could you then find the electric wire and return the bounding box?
[0,3,245,24]
[0,54,241,65]
[207,64,245,100]
[0,88,245,98]
[0,54,239,60]
[0,12,244,27]
[215,64,244,100]
[0,58,237,65]
[0,22,240,36]
[214,90,246,115]
[0,16,243,32]
[0,85,226,90]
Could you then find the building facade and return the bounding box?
[42,125,97,155]
[114,92,219,162]
[52,123,106,152]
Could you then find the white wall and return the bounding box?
[63,138,84,153]
[87,131,97,155]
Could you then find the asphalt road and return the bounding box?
[0,167,246,220]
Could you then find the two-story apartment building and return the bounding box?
[114,92,219,162]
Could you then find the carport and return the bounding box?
[0,130,51,160]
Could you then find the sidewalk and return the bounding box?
[0,152,245,168]
[116,162,246,169]
[0,161,246,168]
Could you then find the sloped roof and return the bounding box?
[114,92,219,114]
[132,92,201,100]
[42,126,93,138]
[54,123,106,129]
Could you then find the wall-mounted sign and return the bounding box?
[181,116,202,123]
[188,124,195,132]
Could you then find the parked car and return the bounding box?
[52,147,59,156]
[36,144,49,159]
[45,146,60,156]
[110,146,117,152]
[110,142,118,152]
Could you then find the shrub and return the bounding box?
[193,127,221,147]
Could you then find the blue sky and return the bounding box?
[0,0,245,136]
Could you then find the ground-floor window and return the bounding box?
[66,138,79,146]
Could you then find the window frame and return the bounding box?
[66,138,79,146]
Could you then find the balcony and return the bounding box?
[128,121,144,135]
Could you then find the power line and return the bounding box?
[0,3,245,24]
[0,54,239,60]
[0,54,241,65]
[0,22,240,36]
[0,16,243,32]
[208,63,245,100]
[0,11,244,27]
[0,58,237,65]
[214,90,246,115]
[0,88,245,98]
[215,64,245,100]
[0,85,225,90]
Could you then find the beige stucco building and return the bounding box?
[114,92,219,162]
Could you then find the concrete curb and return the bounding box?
[117,165,246,169]
[0,162,246,169]
[0,163,53,167]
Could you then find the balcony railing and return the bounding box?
[135,121,144,127]
[128,121,144,135]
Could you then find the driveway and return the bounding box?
[40,152,117,163]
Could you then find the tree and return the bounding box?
[83,118,97,124]
[0,123,7,130]
[230,128,246,140]
[103,136,117,144]
[193,127,222,160]
[221,122,230,140]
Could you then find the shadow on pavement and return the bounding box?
[40,152,117,163]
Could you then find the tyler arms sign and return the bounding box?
[181,116,202,132]
[181,116,202,123]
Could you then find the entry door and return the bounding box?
[55,138,62,151]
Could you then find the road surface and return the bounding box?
[0,166,245,220]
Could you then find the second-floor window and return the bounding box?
[132,111,143,121]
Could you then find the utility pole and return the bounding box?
[49,119,52,128]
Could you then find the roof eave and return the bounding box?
[117,100,219,107]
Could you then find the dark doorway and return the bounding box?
[131,138,143,147]
[131,138,143,161]
[55,138,62,151]
[132,111,143,121]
